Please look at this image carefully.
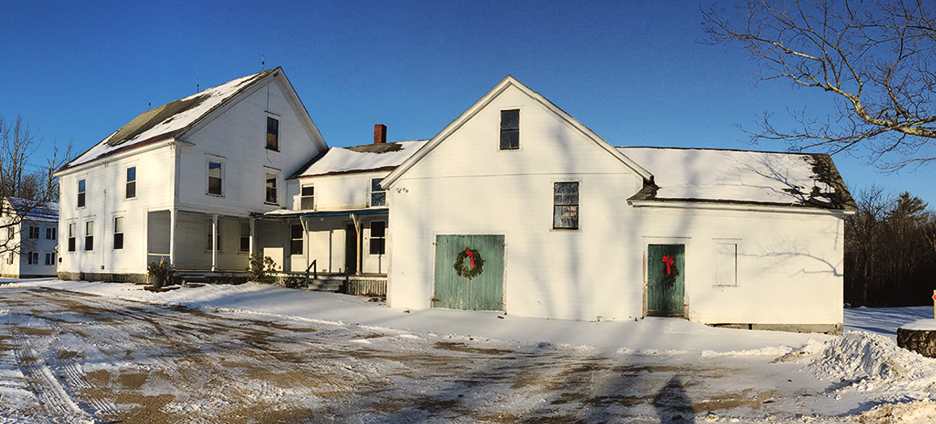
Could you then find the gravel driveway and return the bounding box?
[0,287,833,423]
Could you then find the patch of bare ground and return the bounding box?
[111,393,176,424]
[18,327,54,336]
[433,341,516,355]
[219,402,314,424]
[56,349,80,361]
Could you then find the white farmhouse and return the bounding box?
[54,68,328,282]
[260,126,424,292]
[382,76,855,333]
[0,198,59,278]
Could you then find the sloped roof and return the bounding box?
[60,68,278,171]
[620,147,856,210]
[291,140,428,179]
[381,76,652,188]
[5,198,58,222]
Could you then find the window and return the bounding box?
[126,167,136,199]
[44,252,55,266]
[290,224,303,255]
[369,221,386,255]
[84,221,94,251]
[500,109,520,150]
[6,252,11,264]
[6,227,12,241]
[206,219,221,252]
[68,223,76,252]
[300,185,314,210]
[553,182,579,229]
[370,178,386,207]
[208,161,223,195]
[113,217,124,250]
[45,227,56,240]
[78,179,86,207]
[29,226,39,239]
[239,222,250,253]
[265,172,277,204]
[266,117,279,150]
[715,243,738,287]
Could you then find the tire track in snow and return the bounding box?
[7,306,93,423]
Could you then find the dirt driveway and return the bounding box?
[0,287,835,423]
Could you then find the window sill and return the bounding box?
[206,193,224,198]
[265,148,280,153]
[264,202,279,206]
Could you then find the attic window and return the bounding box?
[370,178,386,207]
[266,117,279,151]
[500,109,519,150]
[77,179,86,208]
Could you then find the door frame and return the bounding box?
[642,237,690,318]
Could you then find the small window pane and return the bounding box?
[301,185,314,210]
[500,109,520,150]
[553,182,579,229]
[208,162,222,195]
[290,224,303,255]
[126,167,136,199]
[266,172,277,203]
[266,117,279,150]
[370,178,386,207]
[114,217,124,233]
[240,223,250,252]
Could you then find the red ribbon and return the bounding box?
[466,250,475,268]
[662,255,674,275]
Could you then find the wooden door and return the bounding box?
[433,235,505,311]
[647,244,685,316]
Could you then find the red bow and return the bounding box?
[466,250,475,268]
[662,255,674,275]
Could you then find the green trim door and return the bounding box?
[647,244,685,316]
[433,235,505,311]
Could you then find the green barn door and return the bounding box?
[433,235,505,311]
[647,244,686,317]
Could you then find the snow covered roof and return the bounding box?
[4,198,58,222]
[620,147,855,210]
[60,68,278,171]
[291,140,428,179]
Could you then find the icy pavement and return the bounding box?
[1,279,935,423]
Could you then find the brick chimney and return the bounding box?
[374,124,387,144]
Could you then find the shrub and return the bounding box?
[246,255,277,284]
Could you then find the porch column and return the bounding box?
[211,213,219,271]
[249,218,255,258]
[169,209,177,267]
[351,213,362,276]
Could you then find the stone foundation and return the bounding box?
[708,323,843,335]
[897,328,936,358]
[58,271,147,284]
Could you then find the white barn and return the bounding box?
[382,76,855,333]
[54,68,328,282]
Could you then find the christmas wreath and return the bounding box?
[453,247,485,279]
[662,255,680,288]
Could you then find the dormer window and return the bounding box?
[500,109,520,150]
[266,116,279,151]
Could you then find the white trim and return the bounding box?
[628,199,857,215]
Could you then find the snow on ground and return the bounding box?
[2,278,936,423]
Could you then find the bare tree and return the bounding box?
[0,114,72,256]
[703,0,936,169]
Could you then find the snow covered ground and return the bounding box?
[1,278,935,423]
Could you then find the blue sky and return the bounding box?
[1,0,932,206]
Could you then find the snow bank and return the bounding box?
[781,331,936,402]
